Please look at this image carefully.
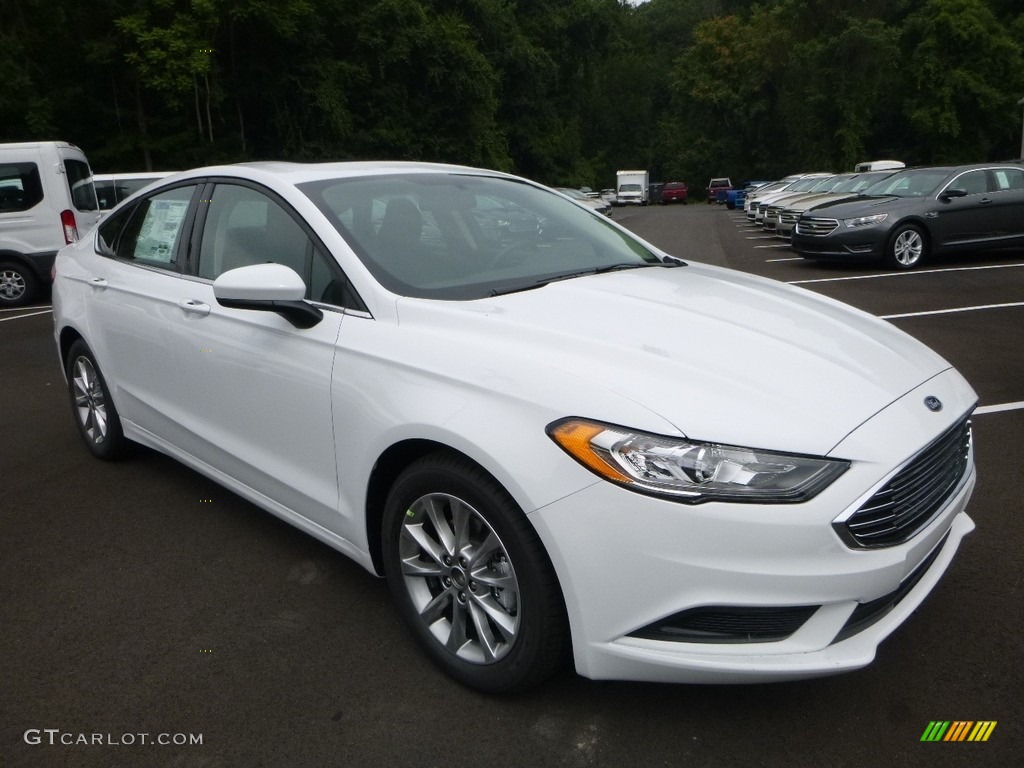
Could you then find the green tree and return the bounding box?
[901,0,1024,162]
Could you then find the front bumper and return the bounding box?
[791,224,888,260]
[529,370,977,683]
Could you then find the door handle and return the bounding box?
[178,299,211,316]
[978,197,993,205]
[88,277,108,289]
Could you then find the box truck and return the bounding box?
[615,170,649,206]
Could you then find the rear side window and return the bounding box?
[0,163,44,212]
[64,159,98,212]
[993,168,1024,191]
[103,185,197,268]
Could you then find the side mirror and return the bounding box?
[213,263,323,328]
[939,188,968,201]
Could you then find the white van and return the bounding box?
[0,141,100,306]
[94,171,174,211]
[853,160,905,172]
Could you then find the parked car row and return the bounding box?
[556,187,613,216]
[740,163,1024,269]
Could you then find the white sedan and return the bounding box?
[52,162,977,692]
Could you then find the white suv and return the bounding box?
[0,141,100,306]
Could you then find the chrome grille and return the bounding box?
[780,210,799,226]
[838,417,972,548]
[796,217,839,236]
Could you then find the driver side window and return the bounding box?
[198,183,361,308]
[955,171,989,196]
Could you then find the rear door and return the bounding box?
[80,183,202,441]
[987,167,1024,244]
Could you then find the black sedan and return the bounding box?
[791,164,1024,269]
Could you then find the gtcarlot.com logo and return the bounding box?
[920,721,997,742]
[23,729,203,747]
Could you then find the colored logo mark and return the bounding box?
[920,721,997,742]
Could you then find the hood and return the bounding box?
[787,191,865,212]
[806,195,909,218]
[396,264,950,456]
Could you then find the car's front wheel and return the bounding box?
[66,340,129,459]
[382,452,568,692]
[0,261,38,307]
[885,223,928,269]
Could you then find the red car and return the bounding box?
[661,181,688,204]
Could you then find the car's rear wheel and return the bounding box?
[885,223,927,269]
[382,452,568,692]
[66,340,129,459]
[0,261,37,307]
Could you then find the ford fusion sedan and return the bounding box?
[792,164,1024,268]
[53,162,977,692]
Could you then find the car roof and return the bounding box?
[94,171,175,181]
[164,161,515,187]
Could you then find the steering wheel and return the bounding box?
[488,238,538,270]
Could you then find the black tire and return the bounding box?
[884,223,928,270]
[66,340,129,460]
[382,451,568,693]
[0,260,39,307]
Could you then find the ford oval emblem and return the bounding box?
[924,396,943,412]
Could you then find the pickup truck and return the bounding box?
[706,177,732,204]
[660,181,688,204]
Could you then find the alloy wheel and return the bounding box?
[893,229,923,267]
[72,356,108,444]
[0,269,26,302]
[398,492,521,664]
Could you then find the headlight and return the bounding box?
[844,213,888,228]
[547,418,848,504]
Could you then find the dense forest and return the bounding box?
[2,0,1022,190]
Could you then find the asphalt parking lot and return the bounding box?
[2,203,1021,767]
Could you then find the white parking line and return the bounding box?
[974,403,1024,415]
[746,235,777,240]
[880,302,1024,319]
[754,244,791,249]
[0,309,52,322]
[788,262,1024,285]
[766,257,803,262]
[0,304,51,313]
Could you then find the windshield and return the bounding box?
[753,181,787,196]
[863,169,950,198]
[300,173,668,300]
[788,176,831,192]
[832,171,892,194]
